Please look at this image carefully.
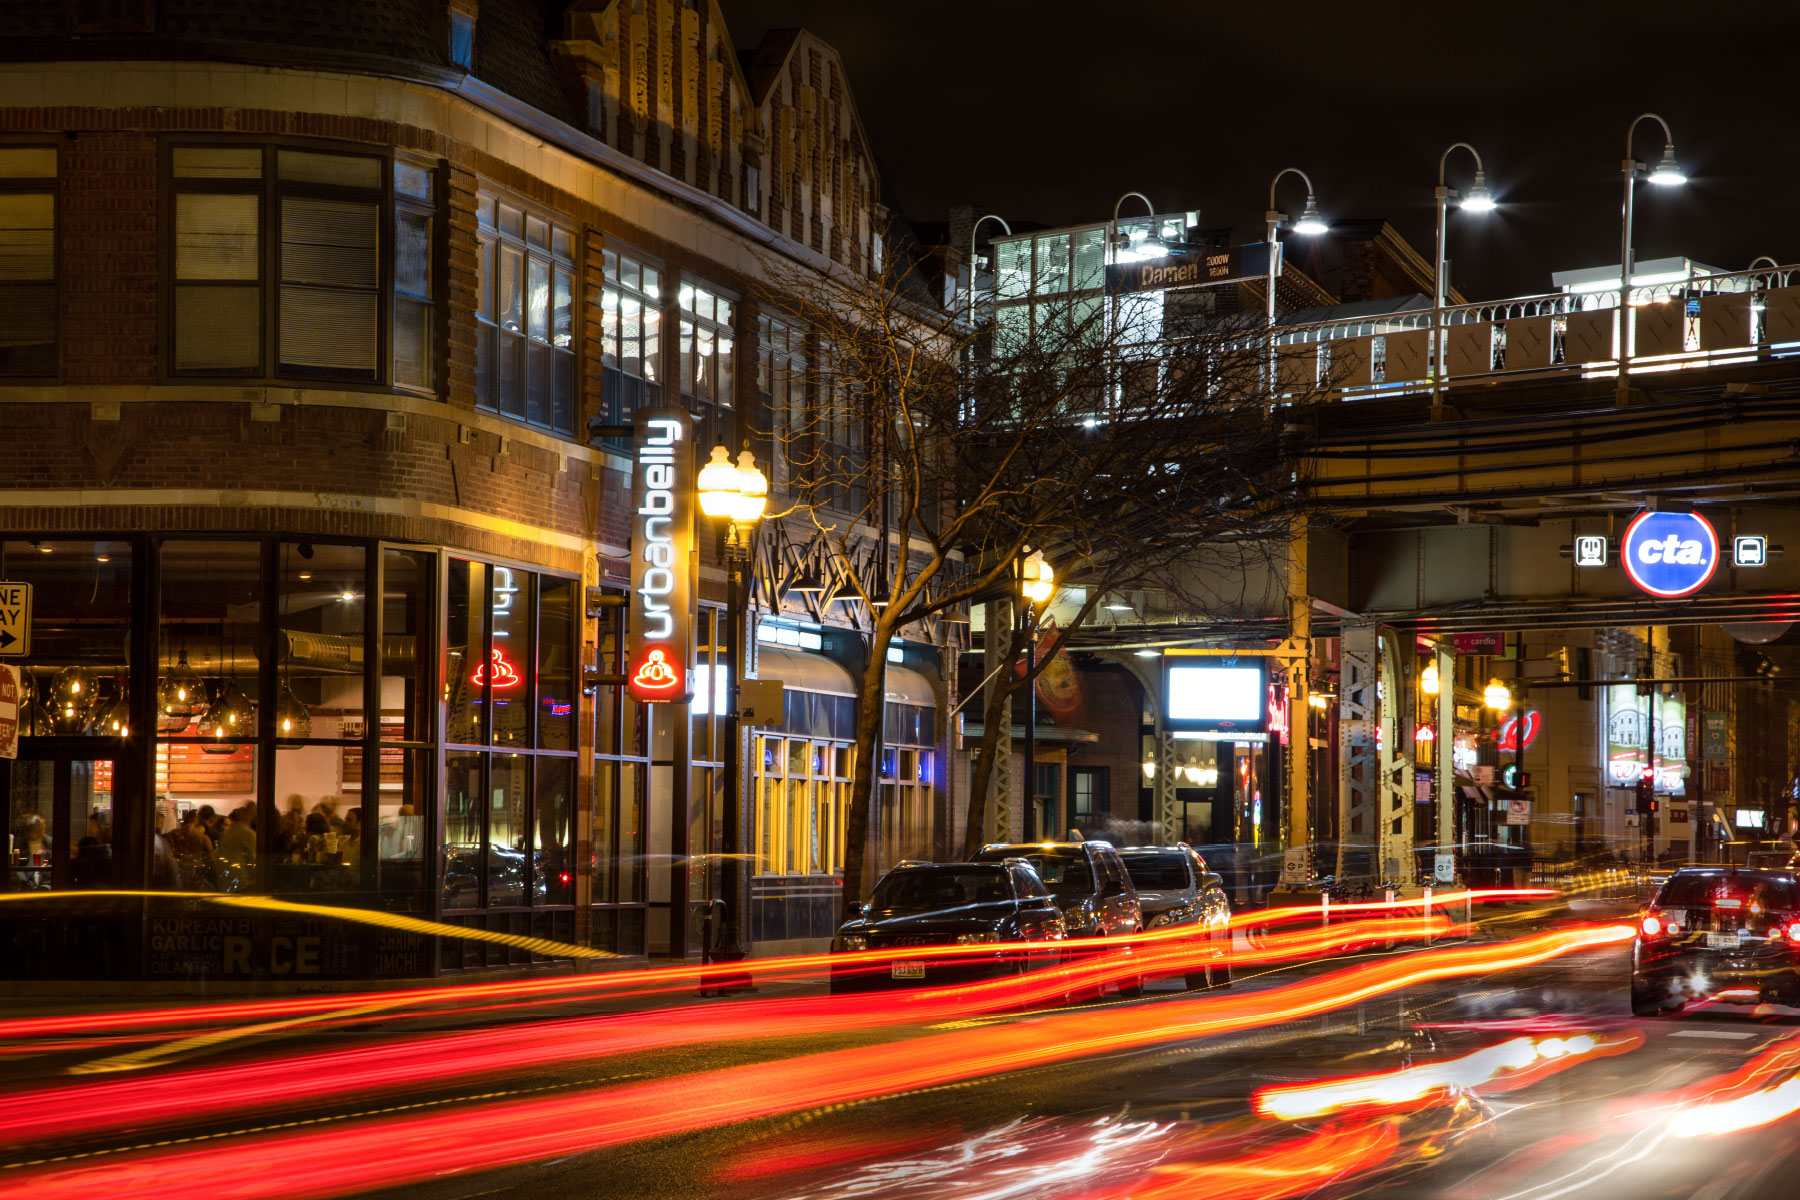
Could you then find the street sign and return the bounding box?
[1281,847,1310,884]
[1574,535,1607,566]
[1433,854,1455,884]
[1452,632,1505,655]
[0,663,18,759]
[624,408,695,704]
[1734,534,1767,567]
[0,582,29,657]
[1621,509,1719,598]
[1505,798,1531,825]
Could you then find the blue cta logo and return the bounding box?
[1622,510,1718,597]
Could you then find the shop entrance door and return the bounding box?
[2,753,117,891]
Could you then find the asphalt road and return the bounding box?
[9,909,1800,1200]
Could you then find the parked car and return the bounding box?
[829,859,1067,992]
[1120,843,1232,990]
[1631,866,1800,1016]
[1744,850,1797,870]
[970,840,1144,995]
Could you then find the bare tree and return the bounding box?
[750,248,1309,913]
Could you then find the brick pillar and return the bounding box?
[62,133,159,384]
[443,164,481,409]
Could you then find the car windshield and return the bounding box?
[869,868,1011,912]
[1657,871,1798,911]
[1121,854,1189,891]
[996,852,1091,896]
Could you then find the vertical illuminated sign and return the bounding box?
[627,407,695,703]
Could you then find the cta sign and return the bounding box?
[626,408,695,704]
[1622,510,1718,598]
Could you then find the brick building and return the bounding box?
[0,0,950,979]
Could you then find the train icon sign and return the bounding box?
[1621,510,1718,598]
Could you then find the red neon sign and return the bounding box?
[628,647,683,701]
[1497,710,1541,752]
[472,647,522,690]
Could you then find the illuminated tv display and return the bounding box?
[1165,660,1268,733]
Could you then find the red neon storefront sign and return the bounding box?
[472,647,522,690]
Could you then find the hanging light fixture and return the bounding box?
[96,692,131,738]
[19,677,52,737]
[158,649,207,733]
[1420,660,1440,695]
[198,682,255,753]
[274,681,313,738]
[49,665,99,733]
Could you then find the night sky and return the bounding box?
[724,1,1800,300]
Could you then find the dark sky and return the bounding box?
[723,1,1800,300]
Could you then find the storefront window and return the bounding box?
[443,750,481,909]
[381,548,434,743]
[446,559,488,746]
[2,540,133,741]
[488,567,533,748]
[488,753,528,906]
[536,578,576,751]
[535,757,573,905]
[376,748,429,911]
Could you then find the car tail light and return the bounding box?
[1785,922,1800,945]
[1641,915,1662,937]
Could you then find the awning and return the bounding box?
[753,645,856,697]
[884,664,936,707]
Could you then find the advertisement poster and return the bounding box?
[1605,685,1686,795]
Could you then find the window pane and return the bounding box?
[282,197,377,288]
[394,210,431,298]
[380,548,433,742]
[173,285,258,372]
[163,750,254,893]
[488,753,528,906]
[272,746,359,895]
[526,256,549,342]
[552,267,573,347]
[0,147,56,177]
[537,577,576,750]
[394,160,433,200]
[3,540,131,743]
[172,146,262,179]
[489,567,532,747]
[279,285,377,373]
[394,298,432,390]
[176,193,259,280]
[377,748,429,911]
[499,246,522,330]
[525,214,548,248]
[278,541,366,742]
[0,193,54,280]
[535,757,573,904]
[277,150,381,189]
[442,751,482,908]
[446,560,487,745]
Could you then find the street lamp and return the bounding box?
[1109,191,1161,265]
[1017,547,1055,839]
[1483,680,1513,712]
[965,212,1013,328]
[1265,168,1328,391]
[698,444,769,964]
[1618,113,1686,403]
[1433,143,1496,411]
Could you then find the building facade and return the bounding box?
[0,1,952,979]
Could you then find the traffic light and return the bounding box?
[1635,767,1655,814]
[1500,763,1521,789]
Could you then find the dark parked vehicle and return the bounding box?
[970,840,1144,995]
[829,860,1067,992]
[1744,850,1797,870]
[1120,843,1232,990]
[1631,867,1800,1016]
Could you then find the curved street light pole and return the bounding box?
[1619,113,1684,405]
[965,212,1013,328]
[1266,167,1323,393]
[1433,143,1492,414]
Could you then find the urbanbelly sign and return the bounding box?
[1621,510,1718,598]
[627,407,695,704]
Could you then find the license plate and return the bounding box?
[891,961,926,980]
[1706,932,1742,950]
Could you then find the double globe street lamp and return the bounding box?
[695,444,768,966]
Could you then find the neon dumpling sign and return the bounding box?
[626,408,695,704]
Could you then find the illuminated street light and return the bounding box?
[1433,142,1496,410]
[1421,659,1440,695]
[1020,549,1055,605]
[1619,113,1686,402]
[965,212,1012,327]
[1484,680,1513,712]
[1265,167,1327,392]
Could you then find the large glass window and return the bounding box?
[475,192,577,435]
[392,159,436,392]
[757,314,806,493]
[441,558,578,911]
[748,696,857,879]
[678,279,735,451]
[0,145,57,378]
[599,248,662,445]
[593,584,648,952]
[170,144,393,382]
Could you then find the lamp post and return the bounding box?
[696,444,768,961]
[1265,168,1328,392]
[1109,191,1161,265]
[965,213,1013,328]
[1018,548,1054,839]
[1432,143,1495,413]
[1618,113,1686,404]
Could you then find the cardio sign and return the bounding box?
[1621,510,1718,598]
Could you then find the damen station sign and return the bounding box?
[626,407,695,703]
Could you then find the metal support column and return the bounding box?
[1436,644,1456,883]
[984,599,1013,843]
[1285,516,1312,870]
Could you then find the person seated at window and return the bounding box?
[71,810,113,890]
[277,795,307,855]
[12,815,52,890]
[169,810,218,891]
[317,797,345,835]
[341,807,363,866]
[198,804,225,847]
[302,811,331,862]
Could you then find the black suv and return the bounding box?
[1120,843,1233,989]
[1631,866,1800,1015]
[829,859,1067,992]
[970,841,1142,939]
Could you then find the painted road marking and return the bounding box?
[1669,1029,1755,1040]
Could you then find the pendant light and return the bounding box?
[19,677,52,737]
[198,612,254,752]
[49,665,99,733]
[96,693,132,738]
[158,646,207,733]
[274,681,313,738]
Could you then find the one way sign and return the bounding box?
[0,582,31,657]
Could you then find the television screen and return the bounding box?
[1165,662,1267,731]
